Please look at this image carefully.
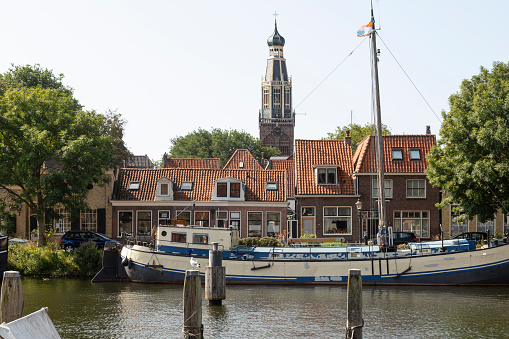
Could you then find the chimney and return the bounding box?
[344,130,352,146]
[426,125,431,135]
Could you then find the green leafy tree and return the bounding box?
[427,61,509,222]
[324,123,391,152]
[101,109,132,170]
[168,128,280,167]
[0,87,116,246]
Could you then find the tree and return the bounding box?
[101,109,133,170]
[168,128,280,167]
[426,61,509,222]
[324,123,391,152]
[0,86,117,247]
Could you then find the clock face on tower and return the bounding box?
[273,126,281,135]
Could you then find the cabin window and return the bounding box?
[230,211,241,230]
[267,212,281,237]
[137,211,152,237]
[195,211,210,227]
[118,211,133,237]
[372,179,393,199]
[181,182,193,191]
[393,211,429,238]
[217,183,228,197]
[128,181,140,190]
[177,211,191,226]
[216,211,228,228]
[323,207,351,235]
[266,182,277,191]
[230,183,240,198]
[193,233,209,244]
[451,205,468,235]
[391,148,403,160]
[316,167,337,185]
[409,148,421,160]
[248,212,262,237]
[81,209,97,232]
[406,180,426,198]
[171,232,187,243]
[158,210,171,225]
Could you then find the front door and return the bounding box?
[302,217,315,236]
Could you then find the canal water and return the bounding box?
[21,278,509,338]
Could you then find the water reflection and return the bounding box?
[20,278,509,339]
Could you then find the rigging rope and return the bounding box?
[294,37,368,110]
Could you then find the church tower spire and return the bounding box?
[259,15,295,156]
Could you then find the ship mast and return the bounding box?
[370,7,386,232]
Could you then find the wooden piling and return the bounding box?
[1,271,23,323]
[346,269,363,339]
[205,242,226,305]
[183,270,202,339]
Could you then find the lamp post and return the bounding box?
[355,199,363,244]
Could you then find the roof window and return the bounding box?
[391,148,403,161]
[409,148,421,160]
[181,182,193,191]
[128,181,140,190]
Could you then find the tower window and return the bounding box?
[263,88,269,108]
[284,87,291,109]
[273,88,281,108]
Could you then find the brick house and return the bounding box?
[352,134,440,240]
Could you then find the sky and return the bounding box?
[1,1,509,162]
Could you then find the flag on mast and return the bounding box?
[356,19,374,37]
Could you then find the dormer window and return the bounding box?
[409,148,421,160]
[213,177,245,201]
[155,178,174,201]
[266,182,277,191]
[181,182,193,191]
[128,181,140,190]
[315,167,338,186]
[392,148,403,160]
[160,183,169,196]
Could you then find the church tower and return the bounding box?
[259,18,295,156]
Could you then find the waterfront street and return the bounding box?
[22,278,509,338]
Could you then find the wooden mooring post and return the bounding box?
[1,271,23,323]
[346,269,363,339]
[183,270,202,339]
[205,242,226,305]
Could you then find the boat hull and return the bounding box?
[120,244,509,285]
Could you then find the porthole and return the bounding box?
[161,231,167,237]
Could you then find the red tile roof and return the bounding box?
[271,159,295,198]
[295,139,354,195]
[353,135,436,173]
[164,158,220,169]
[113,168,286,202]
[222,149,263,170]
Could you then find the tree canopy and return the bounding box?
[168,128,280,167]
[324,123,391,153]
[426,61,509,222]
[0,65,122,246]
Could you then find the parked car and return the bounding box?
[450,232,488,244]
[60,230,119,252]
[391,231,418,245]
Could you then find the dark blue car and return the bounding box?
[60,230,119,252]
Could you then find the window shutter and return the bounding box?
[97,208,106,234]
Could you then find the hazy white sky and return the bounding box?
[2,1,508,161]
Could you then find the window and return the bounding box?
[193,233,209,244]
[263,88,270,108]
[302,207,315,216]
[392,148,403,160]
[217,211,228,228]
[273,87,281,108]
[284,87,291,109]
[195,211,210,227]
[137,211,152,237]
[54,210,71,234]
[372,179,393,199]
[451,205,468,235]
[316,167,337,185]
[248,212,262,237]
[409,148,421,160]
[217,183,227,197]
[407,180,426,198]
[171,232,186,243]
[160,183,169,196]
[267,212,281,237]
[128,181,140,190]
[477,217,495,234]
[505,214,509,237]
[323,207,352,235]
[230,183,240,198]
[177,211,191,226]
[181,182,193,191]
[266,182,277,191]
[158,210,171,225]
[394,211,429,237]
[118,211,133,237]
[230,211,241,230]
[155,178,173,201]
[81,210,97,232]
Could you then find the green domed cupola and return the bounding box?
[267,22,285,47]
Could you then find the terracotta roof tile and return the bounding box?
[113,168,286,202]
[222,149,263,170]
[354,135,436,173]
[164,158,220,169]
[271,159,295,198]
[295,139,354,195]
